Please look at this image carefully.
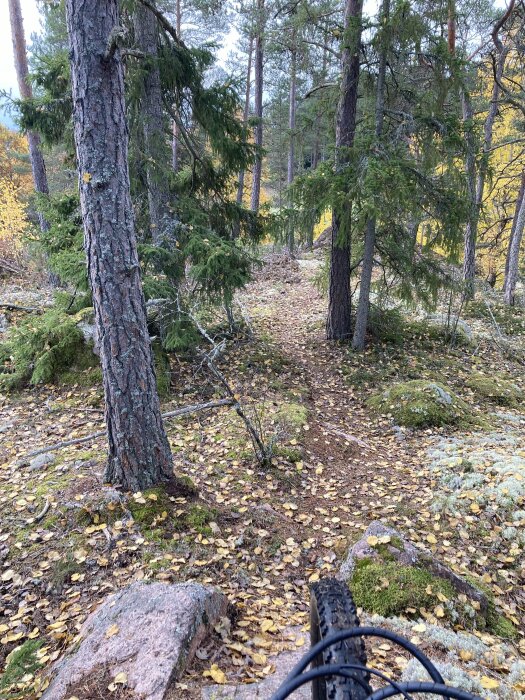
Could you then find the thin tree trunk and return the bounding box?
[505,171,525,285]
[447,0,456,55]
[134,2,174,244]
[352,0,390,351]
[462,90,478,299]
[8,0,50,233]
[65,0,174,492]
[463,9,513,299]
[171,0,181,172]
[326,0,363,340]
[287,39,297,255]
[504,171,525,305]
[233,35,253,238]
[250,0,264,212]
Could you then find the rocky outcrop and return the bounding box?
[339,521,488,615]
[42,582,229,700]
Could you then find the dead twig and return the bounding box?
[322,423,370,449]
[0,303,42,312]
[34,498,50,523]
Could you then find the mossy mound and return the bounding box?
[368,380,472,428]
[275,402,308,431]
[351,559,456,619]
[465,373,522,407]
[128,487,217,537]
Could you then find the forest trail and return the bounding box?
[1,258,524,699]
[242,257,431,541]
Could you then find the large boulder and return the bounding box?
[426,313,473,342]
[42,582,229,700]
[339,521,489,618]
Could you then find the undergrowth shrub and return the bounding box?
[0,307,90,390]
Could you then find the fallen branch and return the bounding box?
[180,303,271,465]
[322,423,370,449]
[0,258,23,274]
[0,303,41,312]
[18,398,234,463]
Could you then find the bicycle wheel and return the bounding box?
[310,578,372,700]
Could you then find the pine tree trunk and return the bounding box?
[326,0,363,340]
[286,41,297,255]
[462,91,478,299]
[171,0,182,172]
[504,171,525,305]
[8,0,50,230]
[250,0,264,212]
[65,0,174,492]
[233,36,253,238]
[352,0,389,351]
[134,2,174,244]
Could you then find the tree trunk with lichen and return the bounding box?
[65,0,174,492]
[504,172,525,305]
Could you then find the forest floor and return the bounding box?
[0,253,524,699]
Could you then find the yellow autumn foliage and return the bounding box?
[0,126,32,262]
[0,177,28,261]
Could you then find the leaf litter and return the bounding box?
[0,260,524,698]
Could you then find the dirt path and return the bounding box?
[242,261,431,542]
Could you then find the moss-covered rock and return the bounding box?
[369,380,472,428]
[351,559,456,618]
[465,373,522,407]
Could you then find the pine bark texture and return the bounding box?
[8,0,50,224]
[352,0,389,351]
[250,0,265,212]
[65,0,174,491]
[504,171,525,305]
[326,0,363,340]
[134,2,174,244]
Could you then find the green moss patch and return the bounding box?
[351,559,456,618]
[275,402,308,431]
[465,373,522,407]
[128,488,217,538]
[0,639,44,695]
[368,380,473,428]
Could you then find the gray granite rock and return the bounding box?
[28,452,56,471]
[42,582,228,700]
[339,521,488,615]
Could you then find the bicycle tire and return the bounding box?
[310,578,372,700]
